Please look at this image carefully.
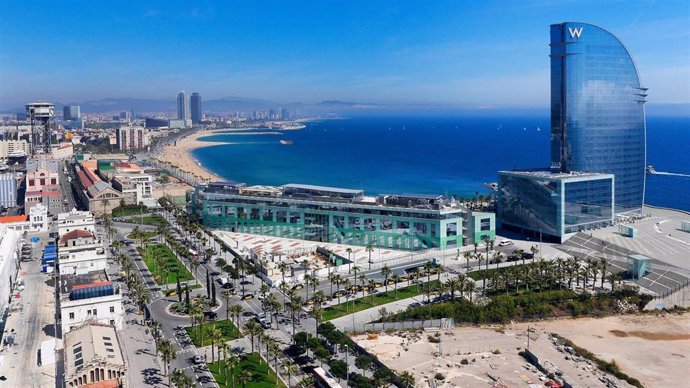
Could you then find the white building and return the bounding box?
[0,225,21,317]
[63,323,127,388]
[58,229,107,275]
[58,209,96,237]
[0,203,49,233]
[0,139,29,160]
[60,271,123,331]
[111,173,156,207]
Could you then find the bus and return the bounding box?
[312,367,344,388]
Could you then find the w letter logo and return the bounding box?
[568,27,583,39]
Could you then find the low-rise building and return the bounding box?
[58,229,107,275]
[60,271,123,332]
[111,173,155,207]
[0,172,17,209]
[74,164,123,217]
[0,139,29,161]
[0,225,21,318]
[0,203,49,232]
[58,209,96,237]
[63,323,127,388]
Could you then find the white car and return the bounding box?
[498,239,513,247]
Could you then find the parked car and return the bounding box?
[241,294,255,300]
[498,239,513,247]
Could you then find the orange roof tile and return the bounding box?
[0,215,29,224]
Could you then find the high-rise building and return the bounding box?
[63,105,80,120]
[550,22,647,214]
[191,92,202,124]
[116,126,147,150]
[177,91,190,121]
[0,173,17,208]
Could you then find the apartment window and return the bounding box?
[109,306,115,313]
[480,218,491,231]
[92,309,97,316]
[69,312,75,319]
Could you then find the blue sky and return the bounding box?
[0,0,688,109]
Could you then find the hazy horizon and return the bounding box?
[1,0,688,111]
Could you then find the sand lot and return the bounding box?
[353,312,689,387]
[514,313,690,388]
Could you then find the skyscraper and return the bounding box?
[191,92,202,124]
[550,22,647,214]
[177,91,190,121]
[63,105,80,120]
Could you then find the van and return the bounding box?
[217,277,228,285]
[498,239,513,247]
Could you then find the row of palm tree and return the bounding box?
[242,319,302,387]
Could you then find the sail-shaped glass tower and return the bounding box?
[550,22,647,214]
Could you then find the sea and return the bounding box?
[192,116,690,212]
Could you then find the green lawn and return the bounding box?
[322,279,441,321]
[137,244,194,285]
[112,205,148,217]
[208,352,286,388]
[185,319,243,347]
[127,230,159,241]
[127,214,168,226]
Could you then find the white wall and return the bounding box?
[0,226,20,315]
[61,293,123,332]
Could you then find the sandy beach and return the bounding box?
[156,128,236,182]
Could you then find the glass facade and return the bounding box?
[498,170,614,241]
[550,22,646,214]
[191,183,467,250]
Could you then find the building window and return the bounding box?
[480,218,491,231]
[109,306,115,313]
[92,309,97,316]
[69,312,75,319]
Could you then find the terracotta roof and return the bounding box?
[0,215,29,224]
[59,229,95,245]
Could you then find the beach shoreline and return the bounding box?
[155,125,299,183]
[156,128,231,182]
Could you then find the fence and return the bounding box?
[645,280,690,310]
[341,318,455,333]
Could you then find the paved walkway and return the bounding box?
[0,238,58,388]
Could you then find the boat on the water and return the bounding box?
[280,139,294,145]
[484,182,498,191]
[647,165,656,174]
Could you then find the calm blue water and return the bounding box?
[192,116,690,211]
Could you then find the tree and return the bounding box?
[243,320,261,354]
[222,290,233,320]
[355,355,372,374]
[352,266,361,289]
[399,371,415,388]
[225,353,240,388]
[346,247,353,273]
[229,304,244,339]
[238,369,254,388]
[367,279,376,305]
[329,359,348,381]
[444,278,460,301]
[366,243,374,269]
[210,327,223,362]
[298,375,315,388]
[159,339,177,379]
[391,274,400,299]
[381,264,391,293]
[170,369,194,388]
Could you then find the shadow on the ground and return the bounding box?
[42,324,57,338]
[142,367,162,385]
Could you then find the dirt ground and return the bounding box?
[352,312,689,387]
[514,312,690,388]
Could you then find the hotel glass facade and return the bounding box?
[191,182,466,250]
[498,170,614,242]
[550,22,646,214]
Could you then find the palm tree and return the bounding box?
[352,266,361,289]
[463,251,471,269]
[381,264,391,293]
[298,375,315,388]
[238,369,254,388]
[367,279,376,305]
[399,371,415,388]
[210,327,223,362]
[229,304,244,339]
[328,272,337,296]
[243,320,261,354]
[346,247,353,274]
[268,341,281,382]
[159,339,177,379]
[365,243,374,269]
[308,273,319,301]
[599,257,608,289]
[391,274,400,299]
[444,278,460,301]
[423,261,433,289]
[464,281,476,302]
[333,274,343,303]
[281,359,298,388]
[222,290,233,320]
[278,261,290,304]
[100,198,109,218]
[170,368,194,388]
[225,352,241,388]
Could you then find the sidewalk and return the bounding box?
[120,304,168,388]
